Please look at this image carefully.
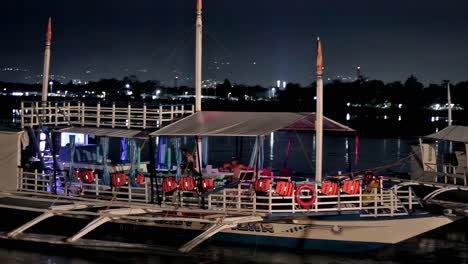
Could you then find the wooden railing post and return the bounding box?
[34,170,38,193]
[128,182,132,202]
[20,102,25,128]
[95,179,99,196]
[408,186,413,210]
[143,104,147,129]
[145,180,149,203]
[127,104,131,129]
[170,105,174,120]
[34,102,38,126]
[81,102,85,126]
[17,168,22,190]
[97,103,101,127]
[112,103,116,128]
[158,105,163,128]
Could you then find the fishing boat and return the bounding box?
[0,0,463,254]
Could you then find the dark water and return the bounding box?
[208,132,412,176]
[0,218,467,264]
[1,135,466,264]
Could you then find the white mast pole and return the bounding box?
[41,17,52,103]
[195,0,203,171]
[448,82,453,126]
[315,37,324,182]
[195,0,203,112]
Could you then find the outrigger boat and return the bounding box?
[0,108,461,253]
[0,0,463,254]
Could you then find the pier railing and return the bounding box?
[20,101,194,129]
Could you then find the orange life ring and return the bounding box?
[295,184,316,209]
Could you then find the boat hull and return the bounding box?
[0,209,459,253]
[201,215,458,252]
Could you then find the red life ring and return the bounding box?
[295,184,316,209]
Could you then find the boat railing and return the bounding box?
[17,168,57,194]
[17,168,151,203]
[20,101,194,129]
[391,185,420,210]
[80,179,150,203]
[207,181,414,218]
[16,169,420,217]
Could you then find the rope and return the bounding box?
[294,132,315,172]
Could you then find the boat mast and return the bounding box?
[195,0,203,170]
[41,17,52,103]
[315,37,324,182]
[195,0,202,112]
[447,82,452,126]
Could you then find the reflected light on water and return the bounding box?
[269,132,274,161]
[345,137,350,166]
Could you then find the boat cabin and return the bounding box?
[412,126,468,186]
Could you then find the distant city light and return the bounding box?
[346,113,350,121]
[282,81,286,89]
[398,115,402,121]
[276,80,281,88]
[347,102,351,107]
[125,84,131,89]
[398,104,403,109]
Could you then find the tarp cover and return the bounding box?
[0,131,22,191]
[424,126,468,143]
[56,127,148,138]
[150,111,354,137]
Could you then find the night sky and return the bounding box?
[1,0,468,86]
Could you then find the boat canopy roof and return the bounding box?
[56,127,149,139]
[424,125,468,143]
[150,111,354,137]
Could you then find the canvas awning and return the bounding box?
[56,127,149,139]
[424,126,468,143]
[150,111,354,137]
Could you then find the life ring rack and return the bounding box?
[295,184,316,209]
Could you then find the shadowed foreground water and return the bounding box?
[0,218,466,264]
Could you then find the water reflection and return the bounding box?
[209,133,411,175]
[269,132,274,161]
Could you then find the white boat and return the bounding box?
[0,107,461,253]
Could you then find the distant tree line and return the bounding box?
[1,75,466,135]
